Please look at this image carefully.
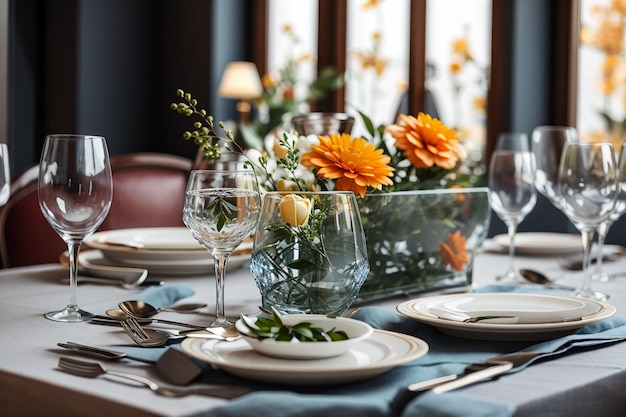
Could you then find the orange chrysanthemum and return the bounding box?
[439,231,470,272]
[386,113,465,170]
[301,133,394,198]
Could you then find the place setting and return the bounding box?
[396,292,616,341]
[83,227,254,276]
[181,310,430,385]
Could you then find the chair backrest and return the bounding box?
[0,152,193,268]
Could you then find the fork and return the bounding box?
[57,357,252,399]
[120,317,170,347]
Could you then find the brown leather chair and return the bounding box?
[0,152,193,268]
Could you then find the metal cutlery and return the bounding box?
[408,351,542,393]
[121,317,171,347]
[57,357,252,399]
[57,341,157,364]
[107,308,206,329]
[74,276,163,289]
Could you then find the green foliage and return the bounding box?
[240,308,349,342]
[170,89,243,160]
[206,196,239,232]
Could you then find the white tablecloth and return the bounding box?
[0,241,625,416]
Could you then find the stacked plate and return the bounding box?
[491,232,582,256]
[82,227,252,276]
[181,328,429,385]
[397,293,616,341]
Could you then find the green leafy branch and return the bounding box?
[170,89,245,160]
[206,195,239,232]
[239,308,348,342]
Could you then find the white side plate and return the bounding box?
[492,232,582,256]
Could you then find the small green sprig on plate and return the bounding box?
[239,308,349,342]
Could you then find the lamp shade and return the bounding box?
[218,61,263,100]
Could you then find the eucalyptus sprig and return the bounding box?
[239,308,349,342]
[170,89,243,160]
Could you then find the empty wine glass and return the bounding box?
[593,143,626,282]
[38,135,113,322]
[183,169,261,327]
[488,150,537,282]
[0,143,10,206]
[558,142,617,301]
[496,132,531,152]
[531,126,578,209]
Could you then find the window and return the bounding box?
[578,0,626,150]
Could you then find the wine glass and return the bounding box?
[0,143,10,206]
[495,132,531,152]
[593,143,626,282]
[183,169,261,327]
[531,126,578,209]
[488,149,537,282]
[38,135,113,322]
[558,142,617,300]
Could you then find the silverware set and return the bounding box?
[57,356,252,399]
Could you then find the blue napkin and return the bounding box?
[180,304,626,417]
[117,283,626,417]
[134,284,195,309]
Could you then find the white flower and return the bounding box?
[279,194,312,226]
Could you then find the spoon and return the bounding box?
[519,269,575,290]
[106,309,206,329]
[119,300,207,316]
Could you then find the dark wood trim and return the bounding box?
[249,0,268,75]
[552,0,579,126]
[408,0,426,115]
[315,0,347,112]
[485,0,514,165]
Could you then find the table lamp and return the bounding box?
[218,61,263,124]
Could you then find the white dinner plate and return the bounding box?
[78,250,250,276]
[425,293,596,324]
[181,329,429,385]
[492,232,582,256]
[86,227,253,266]
[88,227,204,250]
[397,293,615,341]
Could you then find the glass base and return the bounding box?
[208,317,234,328]
[495,270,526,285]
[575,288,609,302]
[592,272,613,283]
[44,305,94,322]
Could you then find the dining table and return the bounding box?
[1,236,626,417]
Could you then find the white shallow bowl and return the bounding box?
[235,315,374,360]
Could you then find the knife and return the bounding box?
[407,361,513,393]
[431,361,513,393]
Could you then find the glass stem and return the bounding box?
[212,252,230,327]
[506,221,519,280]
[578,228,595,295]
[67,242,80,309]
[595,220,611,278]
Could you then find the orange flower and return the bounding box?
[362,0,379,9]
[282,87,295,100]
[301,133,394,197]
[262,74,276,88]
[449,61,462,74]
[452,38,473,61]
[440,231,469,271]
[386,113,465,170]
